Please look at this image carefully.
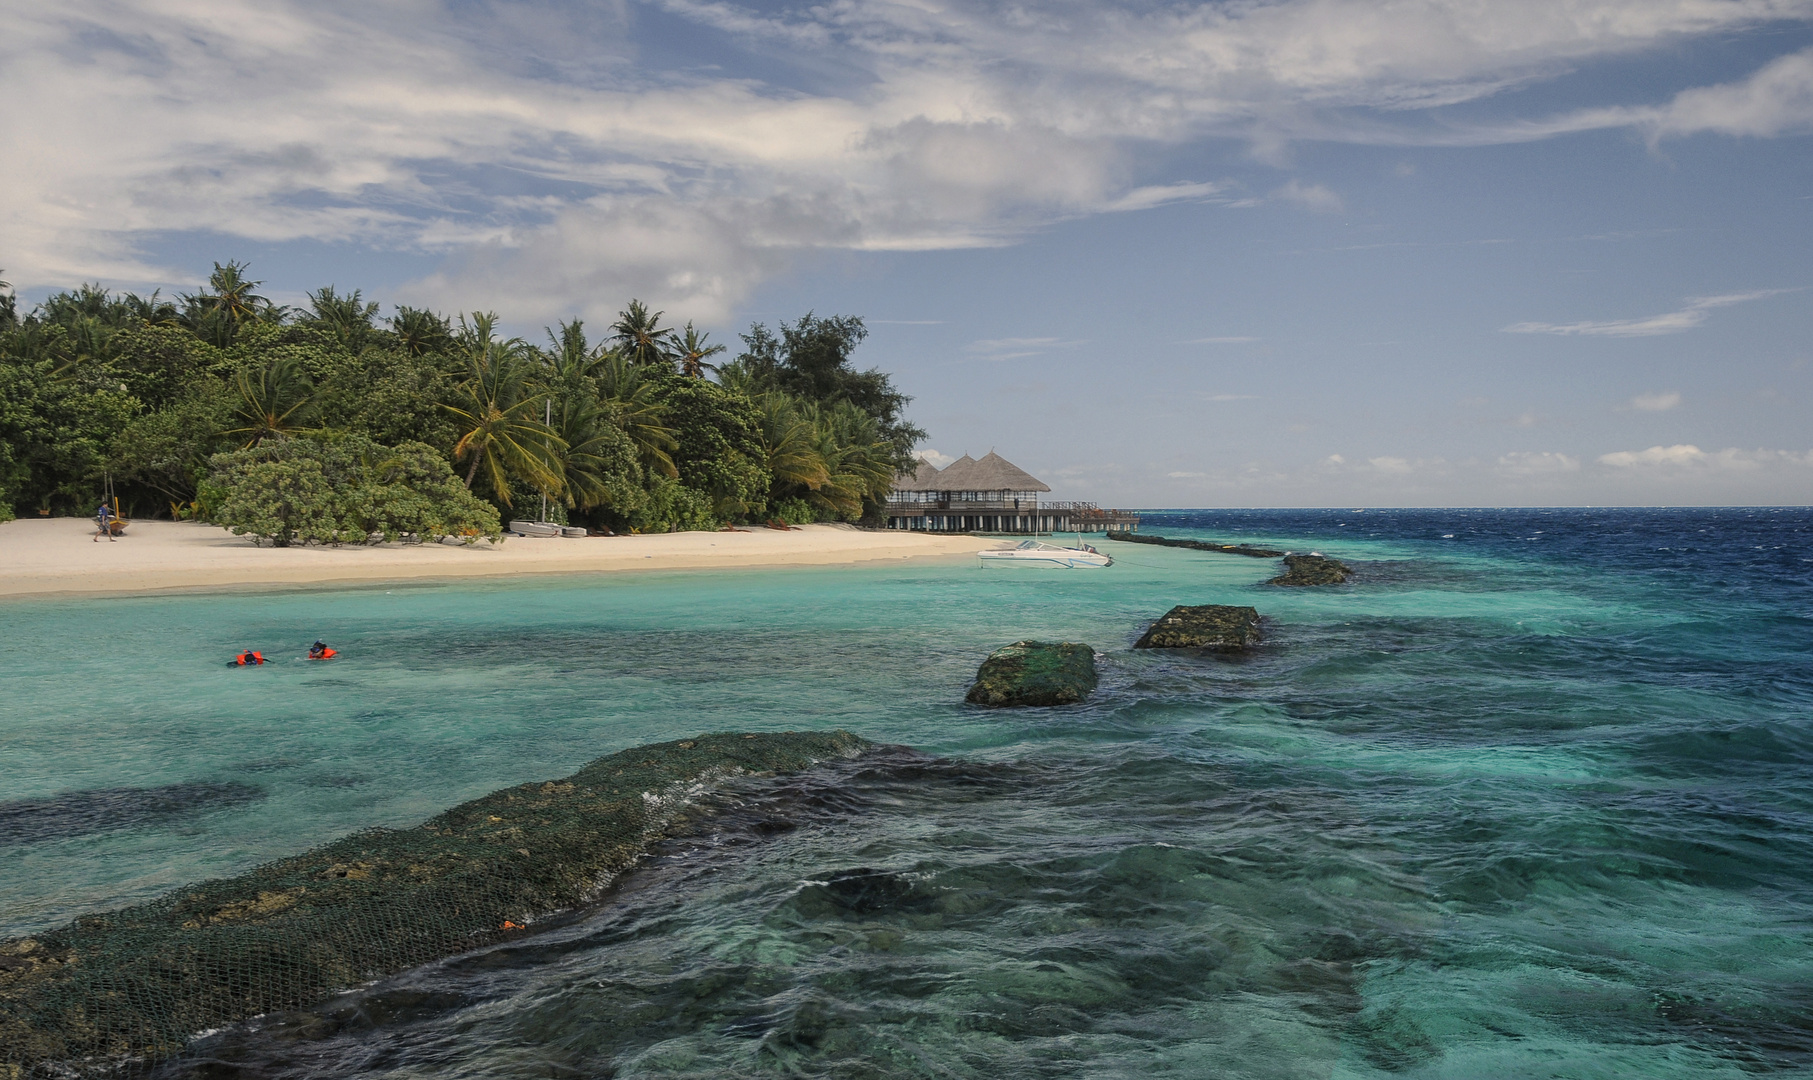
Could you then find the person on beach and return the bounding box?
[94,501,116,542]
[307,641,337,660]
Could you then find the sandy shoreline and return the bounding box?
[0,519,1004,599]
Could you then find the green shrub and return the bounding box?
[208,435,502,546]
[771,496,814,525]
[630,475,717,533]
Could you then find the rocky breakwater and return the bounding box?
[965,641,1099,707]
[1108,533,1284,558]
[1134,605,1263,651]
[1269,554,1352,586]
[1106,533,1352,586]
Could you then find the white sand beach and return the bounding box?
[0,519,1004,598]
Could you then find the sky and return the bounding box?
[3,0,1811,506]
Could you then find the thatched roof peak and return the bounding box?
[893,457,945,491]
[893,451,1049,493]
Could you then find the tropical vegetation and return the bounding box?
[0,263,925,538]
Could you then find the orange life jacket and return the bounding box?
[237,651,264,665]
[309,647,337,660]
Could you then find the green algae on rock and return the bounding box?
[0,731,869,1077]
[965,641,1099,707]
[1269,554,1352,586]
[1134,605,1263,650]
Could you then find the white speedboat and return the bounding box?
[507,520,561,537]
[979,539,1113,568]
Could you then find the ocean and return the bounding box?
[2,507,1810,1078]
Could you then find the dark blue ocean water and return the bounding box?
[2,508,1810,1077]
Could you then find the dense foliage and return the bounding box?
[0,264,922,537]
[207,436,503,546]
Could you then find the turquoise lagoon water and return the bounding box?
[2,508,1810,1077]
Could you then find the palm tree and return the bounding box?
[121,290,180,326]
[546,396,636,511]
[441,314,563,503]
[304,286,380,349]
[180,261,282,345]
[802,401,897,520]
[595,351,679,478]
[540,319,614,387]
[750,392,830,494]
[611,299,677,369]
[223,357,316,446]
[673,322,726,378]
[390,306,454,358]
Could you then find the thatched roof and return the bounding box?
[964,451,1051,492]
[892,457,946,492]
[895,452,1049,493]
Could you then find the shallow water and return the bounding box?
[3,508,1811,1077]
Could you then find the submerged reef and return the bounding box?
[966,641,1099,707]
[1269,554,1352,586]
[0,731,868,1077]
[1134,605,1264,650]
[1106,533,1285,558]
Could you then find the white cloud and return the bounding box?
[1273,179,1344,213]
[1368,456,1415,474]
[1104,182,1226,212]
[1599,444,1708,466]
[964,337,1087,360]
[1598,445,1813,468]
[1529,45,1813,141]
[1497,451,1580,475]
[6,0,1813,315]
[1167,470,1207,478]
[1630,390,1683,411]
[915,448,956,468]
[1504,289,1800,337]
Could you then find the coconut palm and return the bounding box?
[673,322,726,378]
[223,357,317,446]
[749,392,830,494]
[441,314,563,502]
[547,396,638,511]
[180,261,282,344]
[390,306,455,358]
[611,299,677,369]
[595,351,679,479]
[802,401,897,520]
[304,286,380,349]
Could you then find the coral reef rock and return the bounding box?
[1269,554,1352,586]
[965,641,1099,707]
[1134,605,1263,650]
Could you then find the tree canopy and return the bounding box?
[0,265,922,535]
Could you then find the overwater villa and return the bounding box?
[884,451,1140,534]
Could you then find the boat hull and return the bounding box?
[979,552,1112,569]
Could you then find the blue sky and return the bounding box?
[4,0,1811,505]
